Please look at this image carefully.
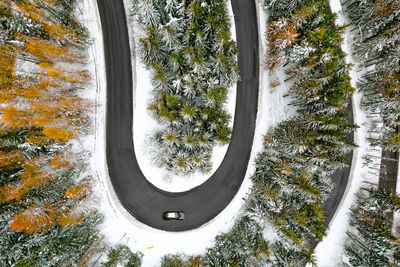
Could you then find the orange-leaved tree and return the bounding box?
[9,204,58,234]
[64,183,91,200]
[266,18,299,70]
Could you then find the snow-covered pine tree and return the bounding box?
[202,216,270,266]
[263,0,304,19]
[343,187,400,266]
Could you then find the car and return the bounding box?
[162,211,185,220]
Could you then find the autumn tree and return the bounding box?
[10,204,58,234]
[266,18,299,70]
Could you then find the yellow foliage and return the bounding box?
[10,204,58,234]
[0,150,24,168]
[44,66,91,84]
[0,183,28,203]
[20,157,54,188]
[0,156,56,203]
[0,45,16,74]
[0,90,15,104]
[49,154,74,170]
[58,211,83,227]
[25,132,49,146]
[14,85,44,100]
[46,66,64,79]
[43,127,74,142]
[16,2,45,22]
[38,61,54,70]
[0,105,32,129]
[64,183,91,200]
[0,44,17,87]
[32,115,55,128]
[67,70,92,84]
[30,95,91,131]
[30,100,57,126]
[42,22,80,46]
[25,38,75,62]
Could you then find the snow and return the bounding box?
[329,0,342,14]
[14,57,40,76]
[312,2,382,266]
[255,2,296,132]
[132,1,237,192]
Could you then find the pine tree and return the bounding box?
[101,245,143,267]
[344,187,400,266]
[203,216,270,266]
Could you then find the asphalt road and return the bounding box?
[98,0,259,231]
[98,0,353,233]
[323,100,354,224]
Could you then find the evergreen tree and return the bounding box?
[101,245,143,267]
[344,187,400,266]
[203,216,270,267]
[263,0,304,19]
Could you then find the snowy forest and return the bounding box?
[341,0,400,265]
[132,0,238,175]
[0,0,142,265]
[0,0,399,266]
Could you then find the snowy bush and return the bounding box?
[203,216,270,266]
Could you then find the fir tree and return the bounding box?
[344,187,400,266]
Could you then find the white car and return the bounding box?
[162,211,185,220]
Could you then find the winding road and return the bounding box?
[97,0,353,233]
[97,0,259,231]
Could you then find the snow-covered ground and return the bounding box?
[132,2,237,192]
[312,1,383,265]
[256,4,297,130]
